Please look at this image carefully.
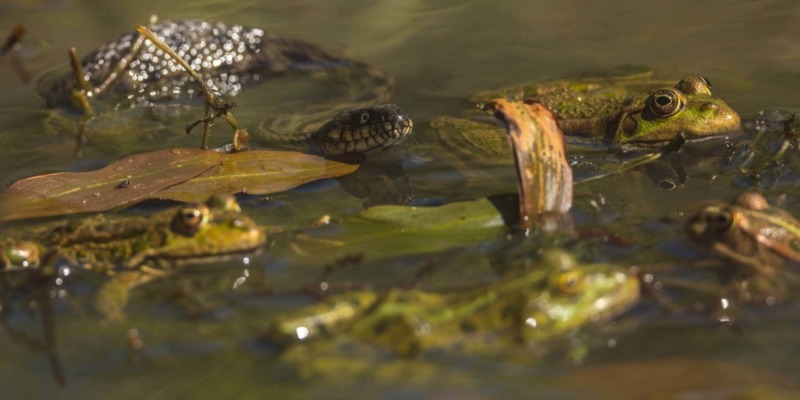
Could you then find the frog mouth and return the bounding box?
[127,227,266,268]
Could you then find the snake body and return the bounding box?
[45,19,355,107]
[43,19,410,155]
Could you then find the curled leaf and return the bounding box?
[483,98,573,228]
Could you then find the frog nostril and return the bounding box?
[702,103,718,112]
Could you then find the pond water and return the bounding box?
[2,0,800,398]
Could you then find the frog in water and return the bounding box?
[684,192,800,303]
[263,250,639,356]
[0,195,266,318]
[477,73,738,143]
[432,72,740,164]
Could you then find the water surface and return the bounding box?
[2,1,800,398]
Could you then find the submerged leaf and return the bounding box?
[286,198,506,263]
[0,148,220,220]
[483,99,573,228]
[354,198,505,231]
[156,150,360,202]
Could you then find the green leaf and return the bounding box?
[286,199,506,263]
[156,150,360,202]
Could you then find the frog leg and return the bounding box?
[709,242,777,276]
[95,266,167,321]
[608,96,648,144]
[0,278,67,386]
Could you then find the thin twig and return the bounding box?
[135,25,238,149]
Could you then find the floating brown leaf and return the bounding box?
[156,150,360,202]
[483,98,573,228]
[0,148,221,220]
[0,148,359,220]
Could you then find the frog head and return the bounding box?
[126,195,265,268]
[520,250,640,343]
[615,76,740,143]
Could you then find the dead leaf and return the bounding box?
[483,98,573,228]
[150,150,360,202]
[1,148,220,220]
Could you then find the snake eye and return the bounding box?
[553,270,584,295]
[172,204,210,235]
[647,88,683,118]
[359,112,370,124]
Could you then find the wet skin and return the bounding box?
[1,195,264,272]
[683,192,800,305]
[472,73,741,144]
[0,195,266,318]
[263,250,639,356]
[685,192,800,275]
[432,73,741,153]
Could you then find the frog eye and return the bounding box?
[700,76,711,87]
[172,204,210,235]
[554,271,585,295]
[647,89,684,118]
[359,112,370,124]
[707,210,733,232]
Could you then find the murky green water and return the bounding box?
[3,0,800,398]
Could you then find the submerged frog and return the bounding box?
[685,192,800,275]
[263,250,639,356]
[683,192,800,304]
[0,195,266,318]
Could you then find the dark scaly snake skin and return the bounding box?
[309,104,413,156]
[42,19,409,155]
[44,19,356,108]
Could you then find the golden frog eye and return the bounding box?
[359,112,370,124]
[554,270,585,295]
[172,204,210,235]
[647,88,684,118]
[706,209,733,232]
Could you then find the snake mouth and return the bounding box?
[311,103,414,156]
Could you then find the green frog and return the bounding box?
[431,72,740,165]
[683,192,800,304]
[476,72,739,143]
[263,250,639,356]
[0,195,266,318]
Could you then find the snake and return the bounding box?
[42,19,412,156]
